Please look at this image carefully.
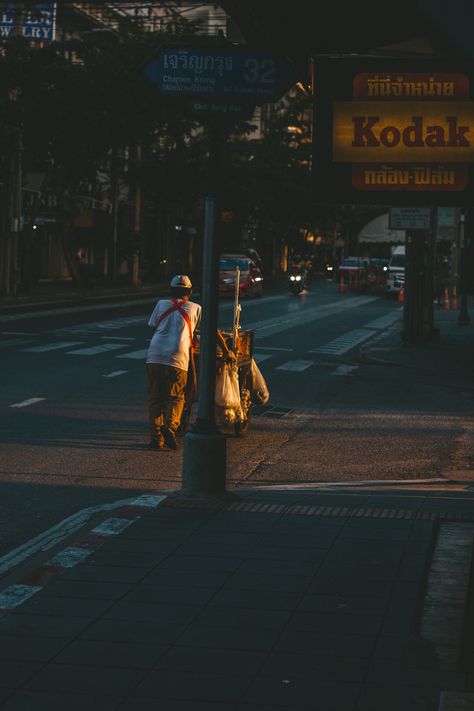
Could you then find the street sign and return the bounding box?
[143,45,297,106]
[389,207,433,230]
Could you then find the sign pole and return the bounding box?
[458,209,471,326]
[182,122,226,494]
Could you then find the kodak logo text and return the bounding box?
[352,116,470,148]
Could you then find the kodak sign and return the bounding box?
[333,101,474,162]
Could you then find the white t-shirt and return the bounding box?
[146,298,201,371]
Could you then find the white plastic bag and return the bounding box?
[251,358,270,405]
[215,363,243,424]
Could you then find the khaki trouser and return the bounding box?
[146,364,188,436]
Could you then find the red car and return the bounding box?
[219,254,263,298]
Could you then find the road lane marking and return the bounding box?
[248,295,377,340]
[101,336,136,340]
[10,397,46,408]
[21,341,83,352]
[0,338,34,348]
[364,309,402,329]
[1,331,37,336]
[253,353,273,363]
[310,328,376,355]
[0,584,41,610]
[276,360,314,372]
[0,494,167,577]
[116,349,148,360]
[103,370,128,378]
[332,364,359,376]
[66,343,126,355]
[253,346,293,352]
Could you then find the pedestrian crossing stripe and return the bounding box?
[22,341,83,353]
[253,353,273,363]
[116,349,148,360]
[66,343,127,355]
[310,328,376,356]
[276,360,314,372]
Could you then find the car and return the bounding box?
[219,254,263,298]
[336,256,369,283]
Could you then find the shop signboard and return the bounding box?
[312,58,474,206]
[0,3,56,42]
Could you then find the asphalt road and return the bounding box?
[1,277,473,564]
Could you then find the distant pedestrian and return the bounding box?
[146,275,201,450]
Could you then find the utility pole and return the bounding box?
[182,122,226,494]
[458,209,471,327]
[3,3,24,296]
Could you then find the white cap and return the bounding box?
[170,274,192,289]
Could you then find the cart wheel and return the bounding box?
[234,366,252,437]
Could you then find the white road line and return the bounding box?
[0,338,34,348]
[0,584,42,609]
[253,353,273,363]
[116,349,148,360]
[0,494,166,576]
[332,364,359,376]
[310,328,376,356]
[0,297,157,323]
[364,309,402,330]
[276,359,314,372]
[51,315,146,337]
[253,346,294,352]
[1,331,37,336]
[48,547,92,568]
[103,370,128,378]
[101,336,136,340]
[66,343,127,356]
[10,397,46,409]
[248,295,377,340]
[21,341,83,353]
[92,518,135,535]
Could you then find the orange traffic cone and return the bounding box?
[443,287,450,310]
[338,275,345,294]
[397,286,404,303]
[450,286,458,310]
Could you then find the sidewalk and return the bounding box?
[0,486,474,710]
[1,289,474,709]
[0,280,166,313]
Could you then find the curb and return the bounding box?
[0,494,166,618]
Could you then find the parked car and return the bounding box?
[336,257,369,283]
[219,254,263,298]
[386,245,406,296]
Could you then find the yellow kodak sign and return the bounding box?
[333,101,474,162]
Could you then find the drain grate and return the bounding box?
[161,497,474,522]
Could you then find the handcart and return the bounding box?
[181,267,255,436]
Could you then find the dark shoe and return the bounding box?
[161,426,178,451]
[148,436,165,449]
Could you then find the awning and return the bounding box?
[358,213,406,244]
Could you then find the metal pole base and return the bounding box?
[182,429,226,494]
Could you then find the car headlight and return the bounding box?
[290,275,296,281]
[254,276,263,282]
[295,275,302,281]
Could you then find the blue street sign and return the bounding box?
[143,45,297,106]
[0,3,56,42]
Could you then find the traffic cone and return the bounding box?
[443,287,450,310]
[338,275,345,294]
[450,286,458,310]
[397,286,404,303]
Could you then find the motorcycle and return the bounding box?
[288,268,309,295]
